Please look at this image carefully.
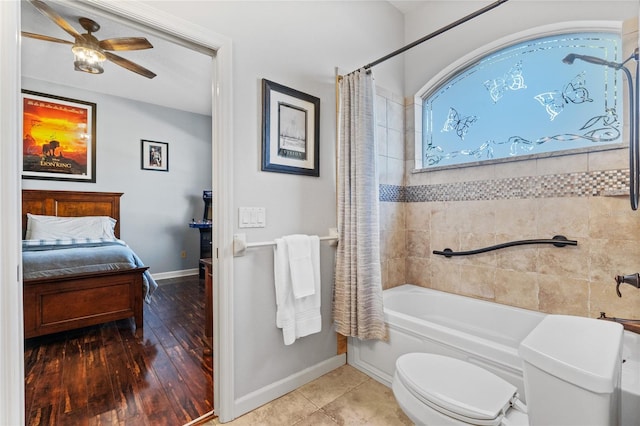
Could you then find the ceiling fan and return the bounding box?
[22,0,156,79]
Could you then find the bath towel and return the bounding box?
[273,235,321,345]
[284,234,315,298]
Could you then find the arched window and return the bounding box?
[420,29,624,169]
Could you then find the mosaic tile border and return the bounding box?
[380,169,629,203]
[379,184,406,202]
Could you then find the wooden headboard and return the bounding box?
[22,190,124,239]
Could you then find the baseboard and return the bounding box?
[152,269,199,281]
[185,410,216,425]
[233,354,346,419]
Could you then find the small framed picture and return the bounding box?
[261,79,320,177]
[141,139,169,172]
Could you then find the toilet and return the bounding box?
[392,315,624,425]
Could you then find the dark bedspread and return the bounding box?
[22,238,158,301]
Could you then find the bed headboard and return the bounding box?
[22,190,124,239]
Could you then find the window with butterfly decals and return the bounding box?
[422,32,623,168]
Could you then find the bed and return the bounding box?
[22,190,156,339]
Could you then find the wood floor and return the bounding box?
[24,275,213,426]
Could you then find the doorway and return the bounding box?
[0,1,234,423]
[20,0,214,422]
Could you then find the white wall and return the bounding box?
[0,1,24,423]
[404,1,638,97]
[139,0,405,417]
[21,77,212,275]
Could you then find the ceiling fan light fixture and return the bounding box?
[74,58,104,74]
[25,2,156,78]
[71,43,106,74]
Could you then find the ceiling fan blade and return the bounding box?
[99,37,153,51]
[105,51,156,79]
[21,31,73,45]
[28,0,83,40]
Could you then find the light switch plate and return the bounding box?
[238,207,266,228]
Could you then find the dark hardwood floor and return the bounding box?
[24,275,213,426]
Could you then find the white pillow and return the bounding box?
[26,214,117,240]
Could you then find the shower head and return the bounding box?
[561,53,624,69]
[562,48,640,211]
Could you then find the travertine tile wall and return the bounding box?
[403,174,640,319]
[376,21,640,320]
[376,84,640,319]
[376,87,407,289]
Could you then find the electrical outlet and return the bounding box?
[180,250,187,258]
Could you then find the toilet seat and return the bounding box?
[395,353,521,426]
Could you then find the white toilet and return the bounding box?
[392,315,624,425]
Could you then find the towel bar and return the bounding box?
[233,229,339,256]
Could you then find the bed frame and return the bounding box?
[22,190,147,339]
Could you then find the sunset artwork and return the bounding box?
[22,91,96,182]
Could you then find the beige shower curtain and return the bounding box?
[334,69,386,341]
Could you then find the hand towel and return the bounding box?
[284,234,315,298]
[273,235,321,345]
[274,238,296,345]
[293,235,321,339]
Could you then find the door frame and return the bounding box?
[0,1,236,423]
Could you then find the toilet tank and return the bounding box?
[518,315,624,426]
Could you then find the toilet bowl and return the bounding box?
[392,315,624,426]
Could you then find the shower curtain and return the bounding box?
[334,69,386,341]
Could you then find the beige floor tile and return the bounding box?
[292,410,339,425]
[221,391,319,426]
[208,365,410,426]
[321,378,411,425]
[297,364,370,407]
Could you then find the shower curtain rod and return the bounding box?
[348,0,510,75]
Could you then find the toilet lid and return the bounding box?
[395,353,518,425]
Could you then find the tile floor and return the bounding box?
[207,364,412,425]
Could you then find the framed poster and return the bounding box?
[22,90,96,182]
[261,79,320,176]
[141,139,169,172]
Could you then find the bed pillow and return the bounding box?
[26,214,117,240]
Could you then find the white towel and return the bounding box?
[284,234,315,298]
[273,235,321,345]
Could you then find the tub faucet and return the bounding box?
[615,273,640,297]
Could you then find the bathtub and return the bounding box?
[348,284,640,425]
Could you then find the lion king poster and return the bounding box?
[22,91,96,182]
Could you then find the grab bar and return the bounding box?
[433,235,577,258]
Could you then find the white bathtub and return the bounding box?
[348,284,640,425]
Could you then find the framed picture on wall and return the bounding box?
[141,139,169,172]
[261,79,320,177]
[22,90,97,183]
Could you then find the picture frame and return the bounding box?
[22,90,97,183]
[141,139,169,172]
[261,79,320,177]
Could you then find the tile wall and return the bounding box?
[376,87,408,291]
[376,88,640,319]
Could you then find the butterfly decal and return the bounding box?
[483,61,527,103]
[534,72,593,121]
[441,107,477,140]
